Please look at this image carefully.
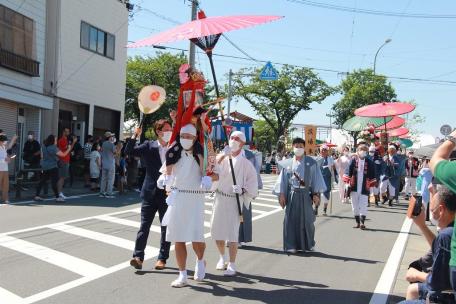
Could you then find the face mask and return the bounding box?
[229,140,241,152]
[369,152,375,157]
[430,210,440,227]
[111,137,116,143]
[28,135,33,140]
[293,148,305,157]
[180,138,194,150]
[343,151,349,156]
[161,131,172,143]
[358,151,367,159]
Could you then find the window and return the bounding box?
[80,21,115,60]
[0,4,35,59]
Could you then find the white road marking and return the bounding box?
[94,215,162,234]
[18,206,282,304]
[0,235,106,277]
[0,175,283,304]
[204,210,212,215]
[252,201,280,209]
[49,224,159,254]
[0,287,23,304]
[254,197,278,203]
[368,217,412,304]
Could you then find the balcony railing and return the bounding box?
[0,48,40,77]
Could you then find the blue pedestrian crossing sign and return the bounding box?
[259,61,278,81]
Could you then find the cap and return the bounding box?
[104,131,115,138]
[180,123,197,136]
[230,130,246,143]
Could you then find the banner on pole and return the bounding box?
[304,125,317,156]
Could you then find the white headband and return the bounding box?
[230,130,246,143]
[180,124,197,136]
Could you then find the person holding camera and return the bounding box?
[400,185,456,303]
[430,129,456,300]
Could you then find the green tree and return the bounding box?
[232,65,334,142]
[253,119,276,152]
[125,53,187,137]
[404,101,425,142]
[331,68,397,145]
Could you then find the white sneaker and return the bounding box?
[56,197,65,202]
[216,257,227,270]
[286,249,297,254]
[171,277,188,288]
[194,259,206,281]
[59,193,67,199]
[223,263,237,276]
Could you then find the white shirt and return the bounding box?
[357,158,365,193]
[158,140,167,164]
[0,145,8,172]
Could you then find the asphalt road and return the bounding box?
[0,175,409,304]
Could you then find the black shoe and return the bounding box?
[388,199,393,207]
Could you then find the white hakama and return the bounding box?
[165,151,205,243]
[211,154,258,242]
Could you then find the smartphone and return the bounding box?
[407,194,423,218]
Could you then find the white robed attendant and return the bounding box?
[211,131,258,276]
[158,123,211,288]
[336,147,351,203]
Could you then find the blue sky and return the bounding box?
[127,0,456,138]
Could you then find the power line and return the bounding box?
[134,44,456,86]
[286,0,456,19]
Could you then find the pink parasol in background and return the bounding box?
[375,116,405,130]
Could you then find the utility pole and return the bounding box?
[188,0,198,68]
[227,69,233,118]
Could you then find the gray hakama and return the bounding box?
[274,156,327,251]
[239,150,263,244]
[239,204,253,243]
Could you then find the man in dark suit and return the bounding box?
[125,120,173,270]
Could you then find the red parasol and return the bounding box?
[375,116,405,130]
[399,134,411,139]
[128,14,283,48]
[355,102,415,117]
[376,127,409,138]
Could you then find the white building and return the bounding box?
[0,0,53,172]
[0,0,130,173]
[43,0,129,142]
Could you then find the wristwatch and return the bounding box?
[446,135,456,145]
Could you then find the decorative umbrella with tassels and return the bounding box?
[128,11,283,221]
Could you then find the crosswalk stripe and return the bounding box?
[258,192,276,198]
[94,215,162,233]
[252,201,280,209]
[49,224,159,255]
[204,210,212,215]
[252,209,267,214]
[204,221,211,228]
[255,197,278,203]
[0,287,23,304]
[0,235,106,277]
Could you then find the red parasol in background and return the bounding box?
[375,116,405,130]
[376,127,409,138]
[355,102,415,117]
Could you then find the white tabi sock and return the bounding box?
[178,270,187,281]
